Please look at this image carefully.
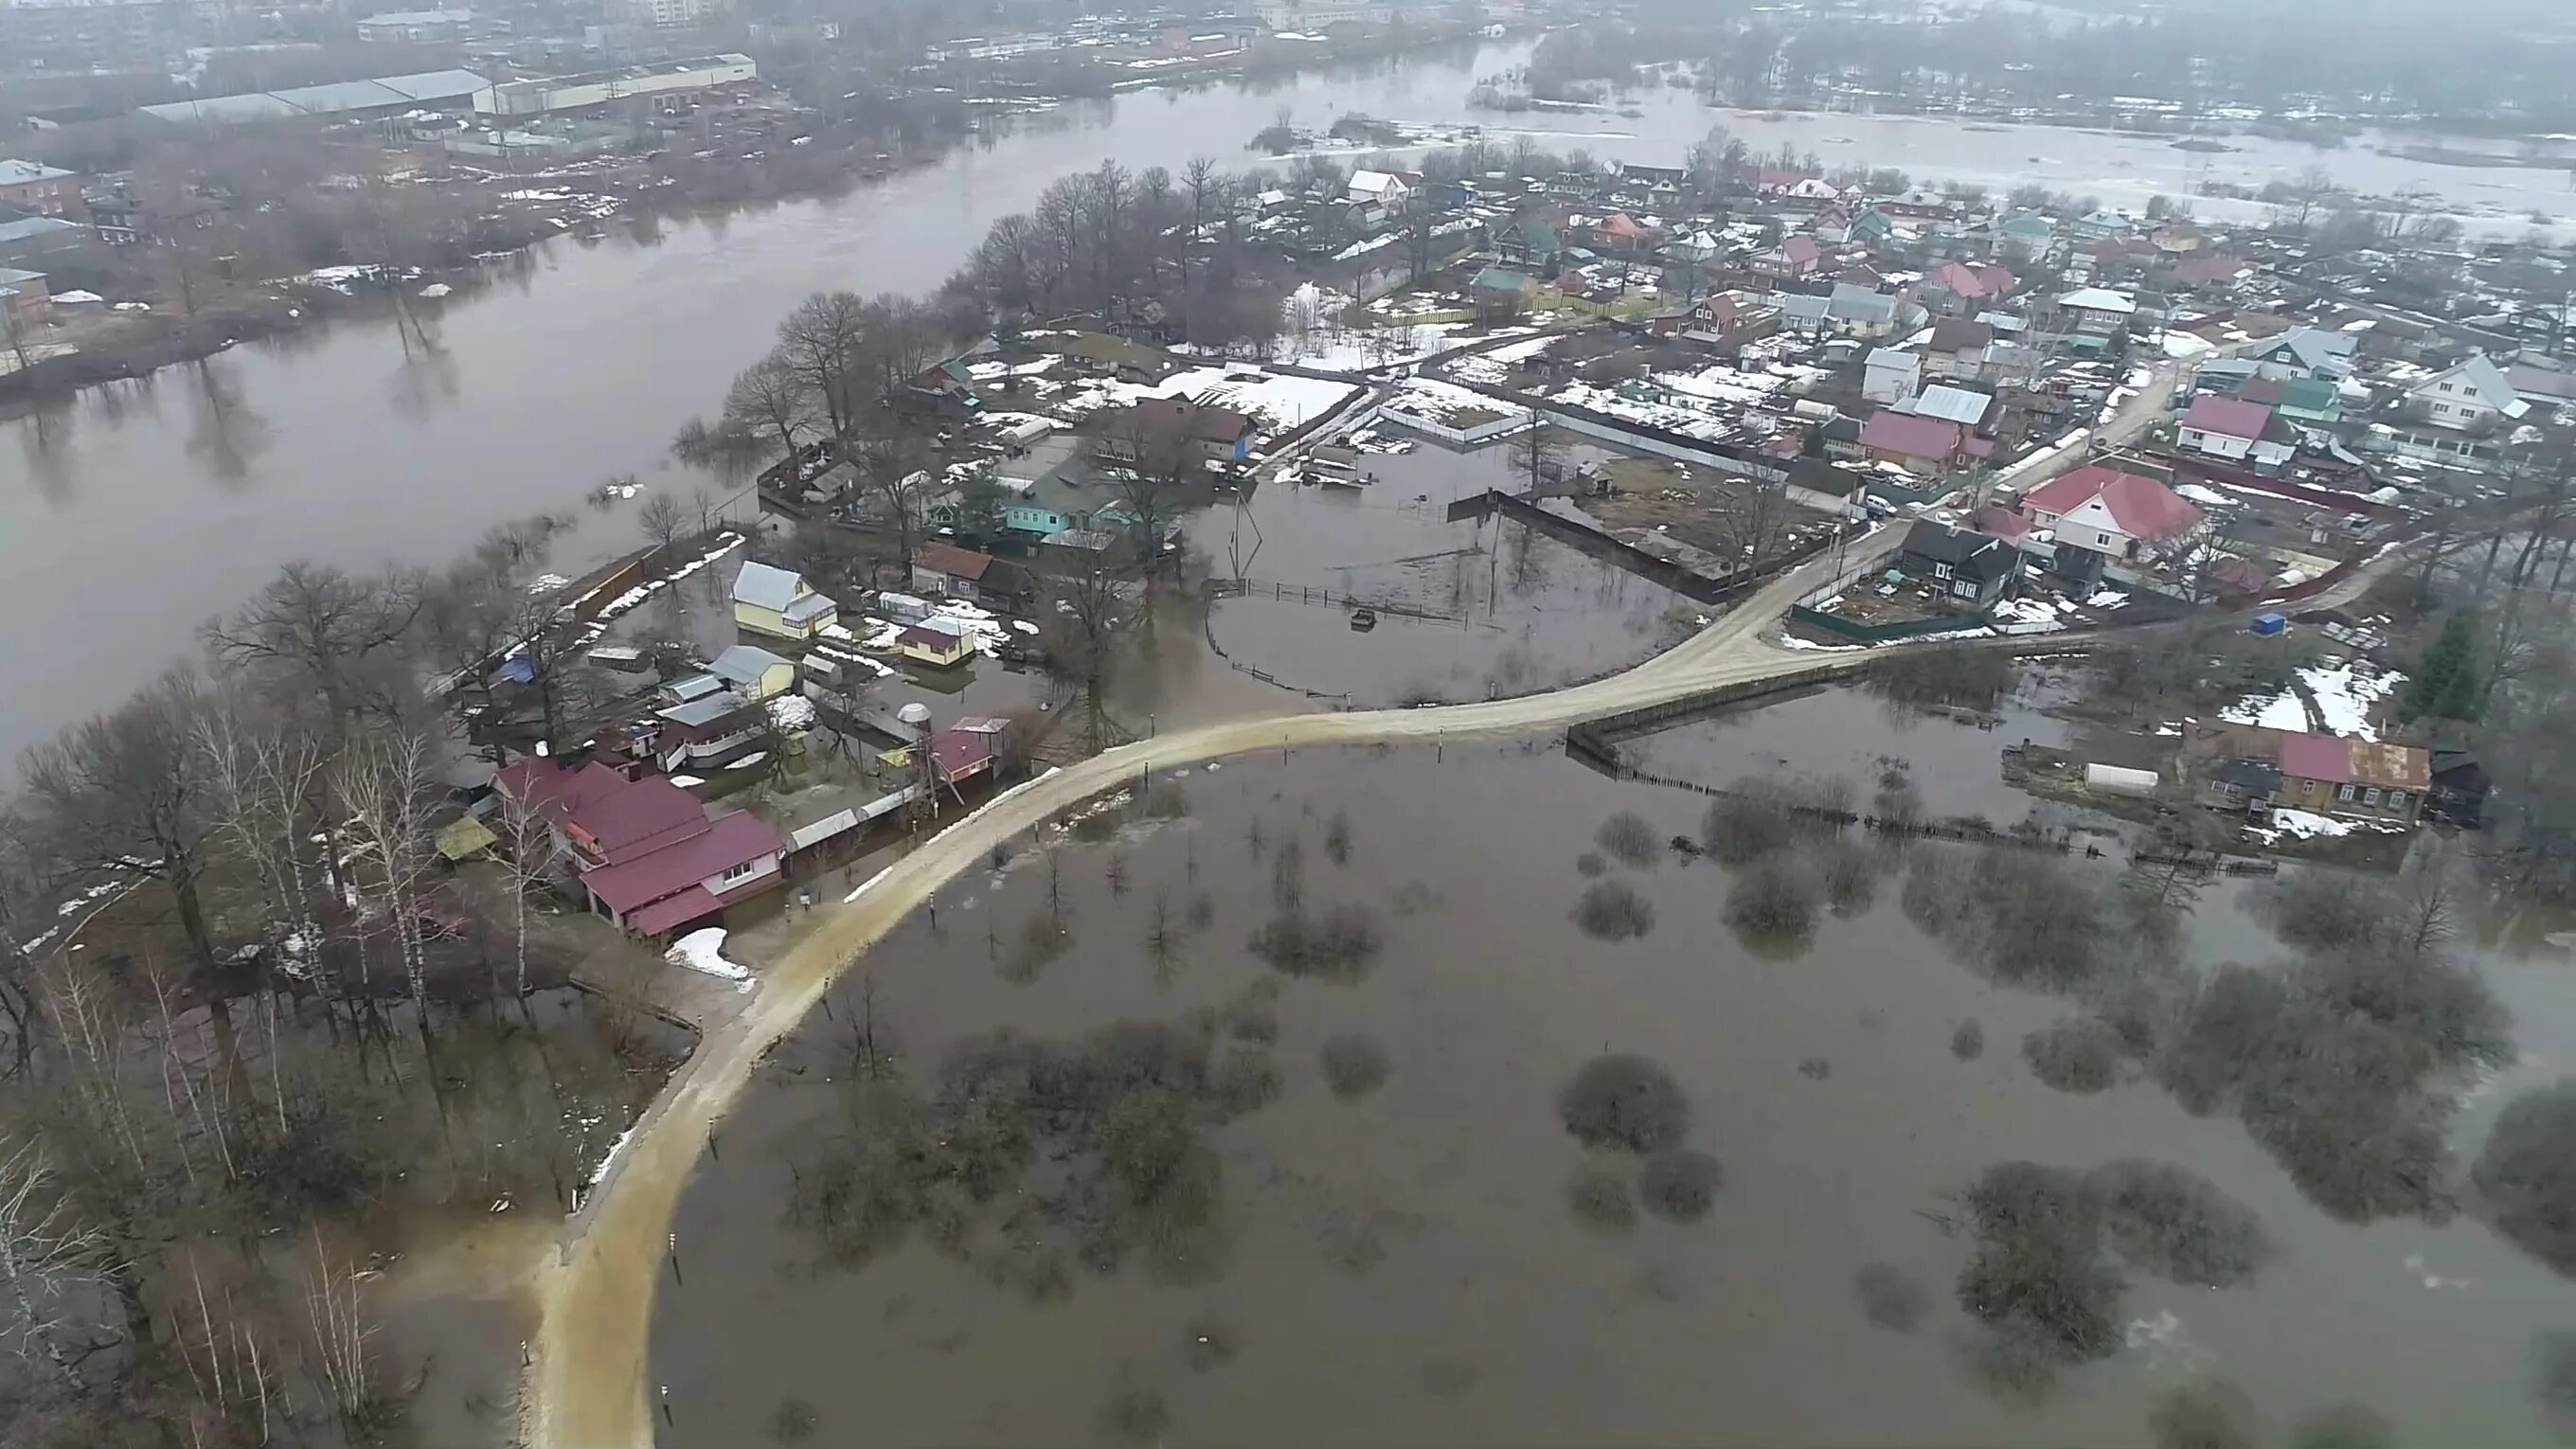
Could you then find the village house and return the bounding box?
[732,561,838,642]
[1750,234,1825,283]
[911,540,1034,610]
[2177,395,2281,465]
[1862,348,1921,405]
[1917,260,2016,317]
[707,643,796,701]
[2015,463,2204,562]
[653,690,767,774]
[1647,289,1780,355]
[2048,287,2137,351]
[1898,520,2022,606]
[1495,217,1564,272]
[494,758,789,938]
[2244,326,2357,381]
[893,622,977,669]
[1997,212,2056,263]
[2241,374,2343,428]
[0,265,47,327]
[1471,264,1531,321]
[1345,168,1414,211]
[2406,354,2527,433]
[1922,318,1995,383]
[1093,396,1256,473]
[0,159,82,219]
[1858,408,1990,474]
[2276,732,2428,826]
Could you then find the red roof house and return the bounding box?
[2178,395,2274,461]
[495,757,787,936]
[1859,410,1980,471]
[579,810,786,937]
[2018,464,2204,561]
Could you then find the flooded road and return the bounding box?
[645,708,2570,1447]
[6,28,2567,760]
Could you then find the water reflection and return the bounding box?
[12,395,75,506]
[181,357,269,485]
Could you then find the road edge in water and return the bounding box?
[518,538,1915,1447]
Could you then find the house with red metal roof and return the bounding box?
[2017,464,2204,562]
[2272,732,2427,827]
[1857,408,1995,474]
[496,758,787,937]
[2177,395,2275,464]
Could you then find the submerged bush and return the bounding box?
[2288,1404,2395,1449]
[1596,810,1661,869]
[1955,1162,2126,1372]
[2149,1380,2259,1449]
[1951,1019,1987,1061]
[1704,790,1796,865]
[1247,903,1385,981]
[1318,1033,1392,1100]
[1572,878,1657,941]
[1565,1161,1638,1235]
[2086,1159,2272,1289]
[1852,1261,1930,1333]
[1557,1054,1690,1154]
[1725,859,1818,951]
[1637,1150,1723,1223]
[1813,835,1879,915]
[2542,1331,2576,1444]
[2473,1079,2576,1276]
[2022,1018,2125,1095]
[1575,850,1608,877]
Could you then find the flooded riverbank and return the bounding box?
[11,27,2573,763]
[643,686,2573,1447]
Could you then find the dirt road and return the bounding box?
[517,528,1916,1448]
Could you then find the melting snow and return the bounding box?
[666,927,754,987]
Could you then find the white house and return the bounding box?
[1862,348,1921,405]
[2016,464,2205,563]
[2407,355,2528,433]
[2244,326,2355,381]
[1346,169,1412,210]
[2177,395,2269,462]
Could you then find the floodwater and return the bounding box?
[1200,440,1700,706]
[7,34,2570,760]
[645,687,2576,1448]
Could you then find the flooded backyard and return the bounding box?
[643,680,2576,1447]
[1198,440,1700,707]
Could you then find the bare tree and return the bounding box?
[494,788,556,1000]
[637,492,687,570]
[0,1136,118,1390]
[330,728,440,1011]
[722,349,818,466]
[1717,477,1796,578]
[1508,414,1565,493]
[775,291,871,458]
[201,562,423,724]
[19,671,224,970]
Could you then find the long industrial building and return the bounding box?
[471,54,755,118]
[137,68,490,125]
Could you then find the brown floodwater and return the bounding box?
[643,688,2576,1448]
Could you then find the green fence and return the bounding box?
[1788,603,1994,643]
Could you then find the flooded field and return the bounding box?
[645,683,2576,1447]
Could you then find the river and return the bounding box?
[6,36,2570,760]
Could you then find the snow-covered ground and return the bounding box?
[666,927,755,989]
[1051,365,1360,434]
[2220,657,2404,739]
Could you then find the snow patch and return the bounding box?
[666,927,754,989]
